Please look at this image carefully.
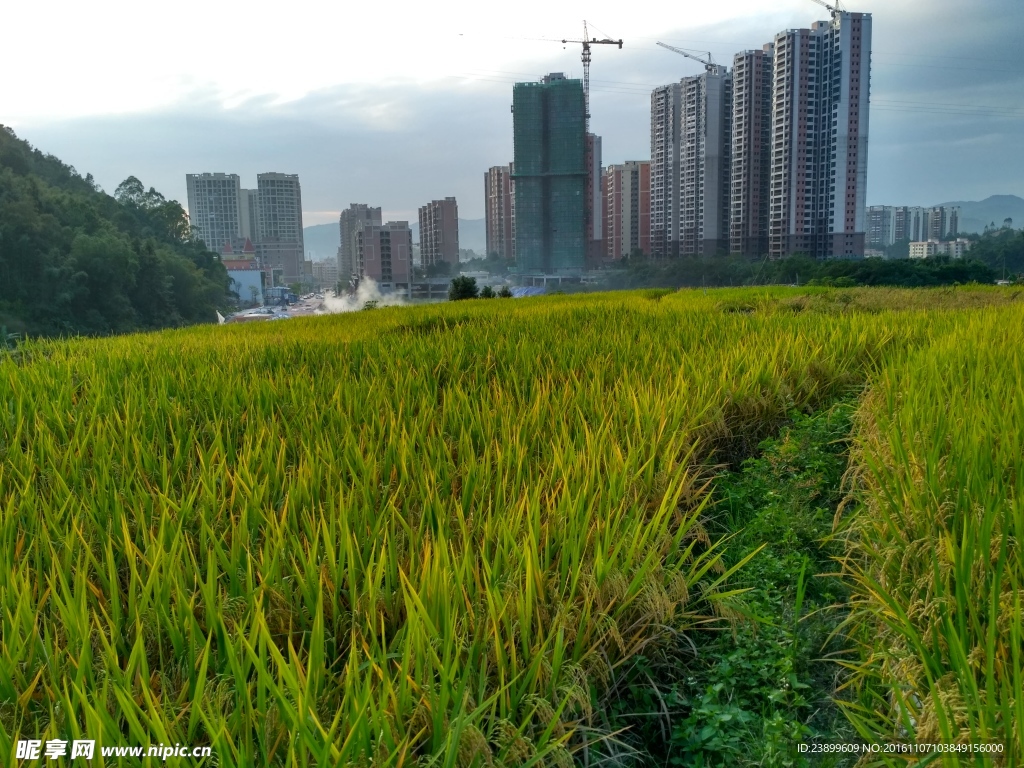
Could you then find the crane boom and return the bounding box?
[809,0,842,16]
[656,41,718,72]
[559,20,623,127]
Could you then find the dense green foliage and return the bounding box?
[962,226,1024,277]
[448,274,479,300]
[0,126,229,336]
[604,253,998,291]
[594,402,859,767]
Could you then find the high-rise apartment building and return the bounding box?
[357,222,413,290]
[730,45,774,257]
[766,24,818,258]
[484,165,515,260]
[585,134,603,263]
[257,173,303,244]
[649,65,732,257]
[185,173,243,250]
[928,206,959,239]
[650,83,682,257]
[186,172,310,282]
[338,204,382,286]
[867,205,896,248]
[824,10,872,254]
[512,73,587,274]
[894,206,929,243]
[240,189,260,242]
[768,11,872,259]
[253,173,305,284]
[679,67,732,255]
[418,197,460,268]
[256,172,306,283]
[868,205,959,248]
[604,161,651,261]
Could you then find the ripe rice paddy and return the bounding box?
[0,286,1020,766]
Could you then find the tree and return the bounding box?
[448,275,478,301]
[114,176,146,207]
[480,285,496,298]
[64,231,140,332]
[497,285,513,298]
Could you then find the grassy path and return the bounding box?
[588,400,861,767]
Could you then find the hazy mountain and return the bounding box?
[455,218,486,254]
[302,222,339,262]
[304,217,487,260]
[934,194,1024,236]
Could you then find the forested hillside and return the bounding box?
[0,126,228,337]
[966,225,1024,276]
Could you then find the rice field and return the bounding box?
[840,304,1024,764]
[0,286,1020,766]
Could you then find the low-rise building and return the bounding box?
[910,241,938,259]
[222,258,264,307]
[312,260,338,290]
[909,238,971,259]
[942,238,971,259]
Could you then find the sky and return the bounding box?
[2,0,1022,225]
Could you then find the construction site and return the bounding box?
[499,0,872,279]
[511,23,621,278]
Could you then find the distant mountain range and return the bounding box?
[302,223,339,262]
[932,195,1023,236]
[303,217,487,261]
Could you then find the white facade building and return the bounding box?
[185,173,243,250]
[650,82,682,257]
[909,238,970,259]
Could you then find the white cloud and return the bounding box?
[4,0,1022,214]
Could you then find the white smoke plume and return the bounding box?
[318,278,409,314]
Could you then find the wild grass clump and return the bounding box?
[0,287,1017,765]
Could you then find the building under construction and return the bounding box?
[512,74,587,274]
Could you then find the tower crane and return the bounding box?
[558,20,623,127]
[656,41,718,73]
[809,0,843,16]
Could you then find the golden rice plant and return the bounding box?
[839,305,1023,765]
[0,287,1017,765]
